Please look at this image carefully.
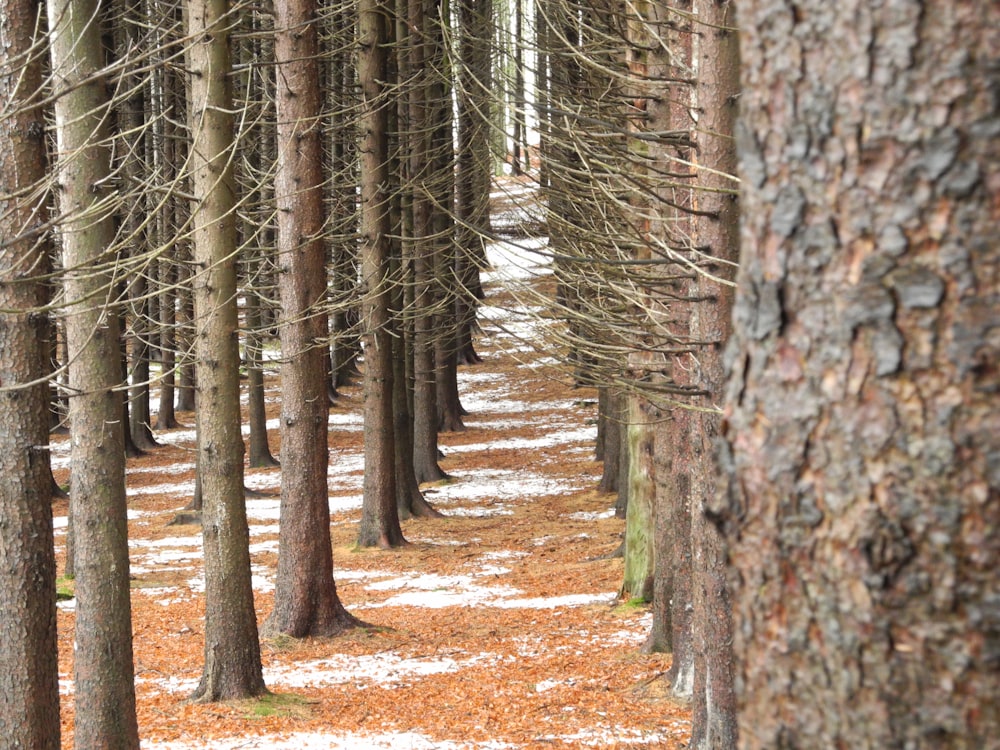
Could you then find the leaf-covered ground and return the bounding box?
[51,232,691,749]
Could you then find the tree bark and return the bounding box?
[264,0,359,637]
[622,385,656,601]
[185,0,266,701]
[596,386,622,493]
[454,0,491,369]
[48,0,141,741]
[721,1,1000,747]
[154,49,181,430]
[0,0,61,741]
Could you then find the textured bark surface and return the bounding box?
[264,0,358,637]
[623,392,656,601]
[357,0,406,549]
[0,0,60,742]
[185,0,266,701]
[722,1,1000,747]
[48,0,141,741]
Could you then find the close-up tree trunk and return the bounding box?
[721,1,1000,746]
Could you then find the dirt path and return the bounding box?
[52,241,690,749]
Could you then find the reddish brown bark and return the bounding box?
[721,1,1000,746]
[264,0,358,637]
[687,1,740,747]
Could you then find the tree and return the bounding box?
[263,0,359,636]
[185,0,267,701]
[387,13,440,521]
[407,0,449,484]
[719,1,1000,746]
[0,0,61,742]
[115,0,160,454]
[238,5,279,469]
[453,0,491,367]
[357,0,406,548]
[48,0,141,740]
[152,6,185,432]
[686,1,739,745]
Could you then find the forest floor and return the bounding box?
[51,192,691,748]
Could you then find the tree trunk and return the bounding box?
[175,259,196,412]
[596,386,622,493]
[154,50,181,430]
[387,30,440,521]
[720,1,1000,747]
[245,289,278,468]
[116,15,159,452]
[357,0,406,549]
[454,0,491,369]
[263,0,359,637]
[510,0,525,175]
[408,0,448,484]
[185,0,266,701]
[120,328,146,458]
[0,0,61,740]
[686,1,740,747]
[328,13,361,393]
[429,14,463,434]
[48,0,141,741]
[621,386,656,601]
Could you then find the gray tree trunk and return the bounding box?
[720,1,1000,747]
[48,0,141,742]
[185,0,266,701]
[244,289,278,468]
[154,44,181,431]
[0,0,60,741]
[622,388,656,601]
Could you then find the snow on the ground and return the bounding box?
[55,234,675,748]
[481,239,551,284]
[140,727,678,750]
[142,731,516,750]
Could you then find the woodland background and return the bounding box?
[0,0,997,748]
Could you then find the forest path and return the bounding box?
[52,238,690,749]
